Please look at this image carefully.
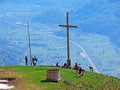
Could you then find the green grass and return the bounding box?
[0,66,120,90]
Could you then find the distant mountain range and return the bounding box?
[0,0,120,78]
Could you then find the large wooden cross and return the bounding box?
[59,12,78,67]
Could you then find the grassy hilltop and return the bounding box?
[0,66,120,90]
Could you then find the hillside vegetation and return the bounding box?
[0,66,120,90]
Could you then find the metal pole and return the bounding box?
[27,21,32,66]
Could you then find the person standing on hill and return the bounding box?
[78,64,84,77]
[25,55,28,66]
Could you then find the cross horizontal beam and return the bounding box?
[59,24,78,28]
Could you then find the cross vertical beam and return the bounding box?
[59,12,77,67]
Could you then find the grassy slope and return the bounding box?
[0,66,120,90]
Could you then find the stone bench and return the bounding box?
[46,69,60,82]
